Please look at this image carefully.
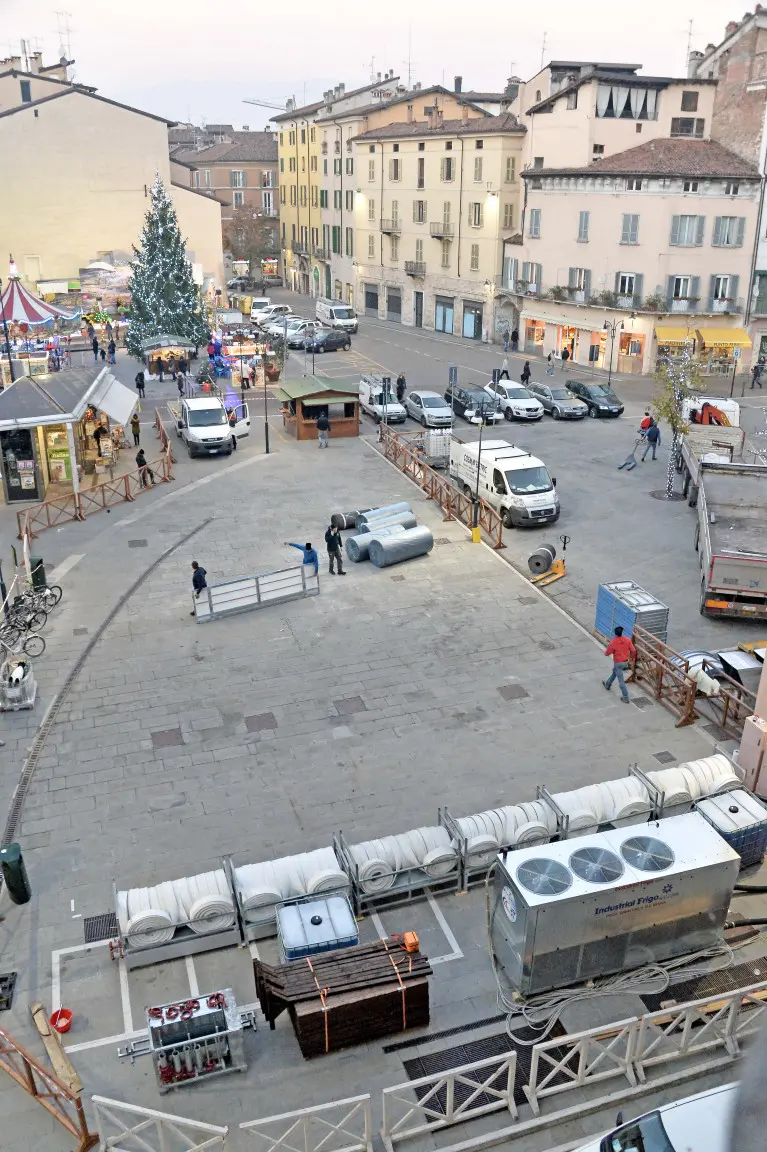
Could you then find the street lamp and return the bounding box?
[602,319,624,388]
[472,415,485,543]
[0,278,15,386]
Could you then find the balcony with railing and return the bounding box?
[380,219,402,234]
[334,141,341,154]
[312,246,330,260]
[404,261,426,277]
[321,142,328,154]
[708,296,744,314]
[429,221,454,239]
[292,241,308,255]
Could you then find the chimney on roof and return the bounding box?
[286,97,294,112]
[454,75,462,93]
[687,49,704,77]
[726,20,738,33]
[377,72,381,82]
[338,83,345,96]
[461,103,470,121]
[243,124,249,130]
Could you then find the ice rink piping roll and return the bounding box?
[235,847,346,924]
[172,870,235,935]
[125,909,176,948]
[368,527,434,568]
[647,767,696,807]
[356,502,412,525]
[603,777,652,821]
[346,525,407,562]
[358,511,417,533]
[331,511,368,530]
[680,754,741,796]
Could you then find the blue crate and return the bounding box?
[696,790,767,870]
[595,580,669,642]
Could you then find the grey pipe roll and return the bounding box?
[358,511,417,533]
[368,526,434,568]
[346,524,407,562]
[331,511,368,530]
[357,502,412,525]
[528,544,557,575]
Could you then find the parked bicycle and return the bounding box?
[13,583,62,614]
[0,629,45,659]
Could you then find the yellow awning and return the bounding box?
[695,327,752,348]
[654,325,694,343]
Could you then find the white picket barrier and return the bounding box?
[92,1095,229,1150]
[240,1095,372,1152]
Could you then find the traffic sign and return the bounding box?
[733,348,741,359]
[448,366,458,386]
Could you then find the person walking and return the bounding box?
[396,373,406,403]
[158,358,164,383]
[108,338,116,365]
[324,523,346,575]
[316,411,330,448]
[752,363,763,390]
[176,373,185,397]
[546,353,554,376]
[640,410,653,433]
[602,625,636,704]
[499,356,510,380]
[92,336,99,362]
[641,419,661,461]
[190,560,207,616]
[510,328,519,353]
[228,408,237,450]
[135,370,146,399]
[503,331,510,354]
[561,346,570,369]
[99,347,107,362]
[285,541,319,575]
[130,412,141,447]
[135,448,155,487]
[520,361,532,386]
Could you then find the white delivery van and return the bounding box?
[172,395,249,457]
[316,297,358,333]
[571,1081,737,1152]
[449,439,559,527]
[359,374,407,423]
[248,296,271,320]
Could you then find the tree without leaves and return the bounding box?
[126,175,209,358]
[222,208,279,274]
[652,339,706,498]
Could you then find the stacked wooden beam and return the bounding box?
[253,938,431,1058]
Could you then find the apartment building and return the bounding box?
[353,112,526,337]
[512,139,759,375]
[171,130,278,221]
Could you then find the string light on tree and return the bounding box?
[652,333,705,499]
[126,175,208,357]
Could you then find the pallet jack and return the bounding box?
[530,534,570,587]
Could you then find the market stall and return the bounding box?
[275,379,359,442]
[139,334,195,380]
[0,265,81,388]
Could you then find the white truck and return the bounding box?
[449,439,559,527]
[168,395,250,458]
[678,396,745,503]
[572,1081,737,1152]
[358,375,407,424]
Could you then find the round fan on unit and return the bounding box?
[620,836,675,872]
[568,847,624,885]
[515,858,572,896]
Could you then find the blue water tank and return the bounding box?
[277,896,358,961]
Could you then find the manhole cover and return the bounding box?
[539,640,556,651]
[335,696,367,716]
[0,973,17,1011]
[632,697,653,710]
[246,712,278,732]
[151,727,184,748]
[498,684,529,701]
[73,627,88,636]
[83,913,119,945]
[649,491,685,502]
[128,539,148,547]
[391,575,405,582]
[653,750,676,764]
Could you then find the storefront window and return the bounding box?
[525,321,545,354]
[44,425,73,483]
[0,428,40,502]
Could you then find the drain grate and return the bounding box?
[0,972,17,1011]
[83,912,119,945]
[703,722,729,741]
[498,684,529,702]
[640,957,767,1013]
[632,697,653,710]
[403,1026,566,1109]
[128,539,148,548]
[653,750,676,764]
[383,1014,505,1053]
[539,640,556,651]
[335,696,367,716]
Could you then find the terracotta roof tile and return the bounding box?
[353,112,524,141]
[526,139,760,178]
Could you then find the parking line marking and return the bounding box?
[49,554,84,581]
[427,892,464,960]
[185,955,200,998]
[119,955,134,1035]
[371,910,387,939]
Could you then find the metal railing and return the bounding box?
[93,1095,228,1150]
[312,246,331,260]
[0,1027,98,1152]
[382,1053,517,1146]
[292,241,308,255]
[524,1019,638,1116]
[429,222,454,238]
[404,261,426,277]
[380,219,402,234]
[240,1094,372,1152]
[377,424,505,550]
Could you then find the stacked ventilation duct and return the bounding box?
[116,870,235,949]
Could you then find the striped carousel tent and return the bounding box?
[1,269,80,325]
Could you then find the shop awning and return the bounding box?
[654,325,694,343]
[88,373,137,425]
[695,327,752,348]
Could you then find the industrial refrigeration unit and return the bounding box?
[490,812,740,996]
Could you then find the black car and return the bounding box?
[566,379,624,418]
[305,330,351,353]
[443,383,503,425]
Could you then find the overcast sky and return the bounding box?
[3,0,739,128]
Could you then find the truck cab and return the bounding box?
[449,439,559,527]
[173,396,243,457]
[358,375,407,424]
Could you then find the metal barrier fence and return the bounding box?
[0,1027,98,1151]
[377,424,505,550]
[524,1018,639,1115]
[382,1053,517,1146]
[154,405,177,461]
[93,1095,228,1150]
[240,1094,372,1152]
[17,444,174,540]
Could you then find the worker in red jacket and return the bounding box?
[602,626,636,703]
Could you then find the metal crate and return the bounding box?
[334,830,461,916]
[595,580,669,643]
[145,988,248,1094]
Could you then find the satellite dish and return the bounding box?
[516,858,572,896]
[569,847,624,885]
[621,835,675,872]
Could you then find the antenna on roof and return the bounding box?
[369,55,376,82]
[54,10,73,59]
[540,31,547,71]
[686,18,694,62]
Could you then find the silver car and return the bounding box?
[527,381,588,420]
[405,390,453,427]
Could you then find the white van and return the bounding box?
[248,296,271,320]
[316,297,358,333]
[359,375,407,424]
[171,396,249,457]
[449,439,559,527]
[571,1081,737,1152]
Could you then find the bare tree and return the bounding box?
[222,208,279,277]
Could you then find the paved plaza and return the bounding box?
[0,401,735,1148]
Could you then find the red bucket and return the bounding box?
[49,1008,73,1034]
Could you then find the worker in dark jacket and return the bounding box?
[324,523,346,575]
[285,541,319,575]
[190,561,207,616]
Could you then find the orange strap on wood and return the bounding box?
[306,958,331,1053]
[383,944,408,1030]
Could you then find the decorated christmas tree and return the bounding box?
[126,175,209,357]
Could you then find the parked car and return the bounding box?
[405,391,453,427]
[285,320,325,348]
[570,1082,737,1152]
[566,379,624,418]
[252,302,291,326]
[444,383,503,425]
[263,316,312,340]
[527,382,588,420]
[484,381,544,422]
[305,329,351,353]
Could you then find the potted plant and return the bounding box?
[643,293,665,311]
[549,285,568,302]
[596,289,618,308]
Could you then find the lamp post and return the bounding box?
[0,278,15,386]
[472,415,485,543]
[602,318,624,388]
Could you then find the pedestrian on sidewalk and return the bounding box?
[499,357,510,380]
[546,353,554,376]
[396,373,406,402]
[190,560,207,615]
[316,411,330,448]
[176,373,185,397]
[285,541,319,575]
[135,448,155,487]
[602,626,636,703]
[92,336,99,362]
[99,347,107,362]
[228,408,238,450]
[561,347,570,369]
[108,339,116,365]
[130,412,141,447]
[510,328,519,353]
[752,363,763,390]
[503,331,510,354]
[135,370,146,399]
[520,361,532,386]
[641,420,661,461]
[325,523,346,575]
[158,358,164,383]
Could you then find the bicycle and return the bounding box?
[0,630,45,659]
[6,603,47,633]
[15,583,62,612]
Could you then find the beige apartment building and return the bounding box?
[0,56,224,297]
[353,112,525,337]
[171,130,278,222]
[512,139,759,375]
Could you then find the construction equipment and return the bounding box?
[690,401,732,427]
[618,435,642,470]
